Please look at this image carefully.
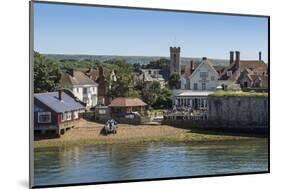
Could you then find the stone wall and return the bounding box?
[208,96,268,127]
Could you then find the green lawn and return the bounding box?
[209,91,268,97]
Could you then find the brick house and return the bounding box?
[85,66,117,105]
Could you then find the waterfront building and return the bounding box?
[173,90,214,109]
[34,90,85,136]
[61,69,98,108]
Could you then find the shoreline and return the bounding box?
[34,120,266,149]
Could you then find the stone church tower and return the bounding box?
[170,47,181,74]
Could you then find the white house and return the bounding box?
[61,69,98,108]
[188,57,219,91]
[174,57,219,109]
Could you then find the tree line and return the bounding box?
[34,52,176,109]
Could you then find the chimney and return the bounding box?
[202,57,207,60]
[68,69,74,77]
[58,89,63,101]
[259,51,262,61]
[190,60,195,74]
[230,51,234,65]
[98,66,104,76]
[87,67,92,73]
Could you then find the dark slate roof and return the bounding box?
[34,92,85,113]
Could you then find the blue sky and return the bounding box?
[34,2,268,60]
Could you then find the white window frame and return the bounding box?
[194,83,198,90]
[202,83,206,90]
[62,112,72,121]
[38,112,51,123]
[227,71,232,77]
[99,109,106,114]
[200,72,208,80]
[73,111,79,119]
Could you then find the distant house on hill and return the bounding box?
[61,69,98,108]
[138,69,166,86]
[85,66,117,105]
[34,90,85,136]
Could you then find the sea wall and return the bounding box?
[208,96,268,127]
[163,96,268,133]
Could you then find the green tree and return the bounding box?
[145,58,170,69]
[142,81,161,107]
[168,73,180,89]
[152,87,172,109]
[34,52,62,93]
[109,59,136,98]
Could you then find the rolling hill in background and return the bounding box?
[44,54,230,68]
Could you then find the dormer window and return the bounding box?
[227,71,232,77]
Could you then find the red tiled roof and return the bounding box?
[85,68,113,81]
[219,60,268,81]
[62,70,98,86]
[109,97,147,107]
[239,60,267,71]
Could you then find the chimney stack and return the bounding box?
[230,51,234,65]
[68,69,74,77]
[58,89,63,101]
[190,60,195,74]
[259,51,262,61]
[98,66,104,77]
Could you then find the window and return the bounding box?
[99,109,106,114]
[62,112,72,121]
[38,112,51,123]
[194,83,198,90]
[211,76,215,81]
[227,71,232,77]
[73,111,79,119]
[202,83,206,90]
[83,87,88,95]
[200,72,208,80]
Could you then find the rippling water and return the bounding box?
[34,139,268,186]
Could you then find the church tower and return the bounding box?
[170,47,181,74]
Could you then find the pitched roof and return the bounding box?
[189,59,219,79]
[249,74,268,87]
[239,60,267,71]
[182,61,200,79]
[85,67,114,81]
[34,92,85,113]
[219,60,268,81]
[62,70,98,86]
[109,97,147,107]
